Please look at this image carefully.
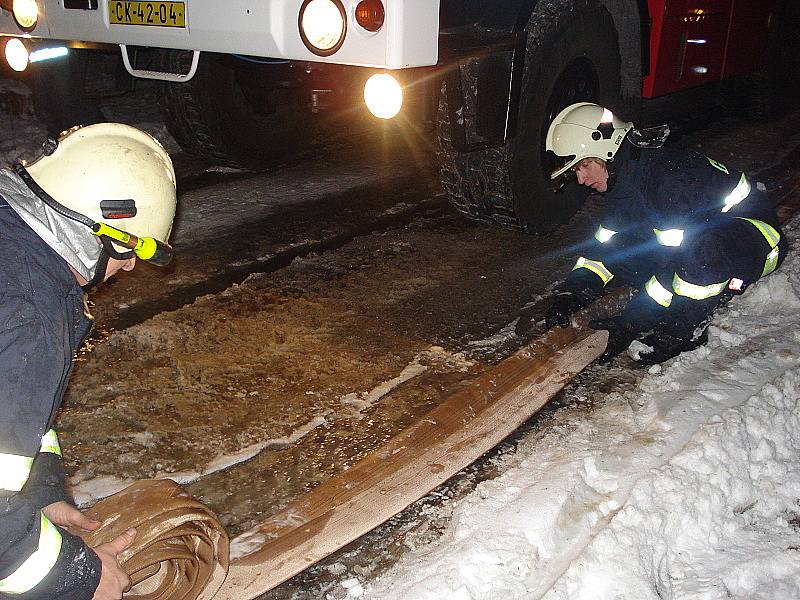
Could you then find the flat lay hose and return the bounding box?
[79,479,229,600]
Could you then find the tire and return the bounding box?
[437,0,621,233]
[28,49,105,136]
[157,52,312,169]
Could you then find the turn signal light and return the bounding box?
[355,0,384,32]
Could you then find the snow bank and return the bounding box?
[362,218,800,600]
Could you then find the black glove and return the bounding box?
[515,304,538,337]
[545,292,589,329]
[589,316,641,363]
[635,326,710,366]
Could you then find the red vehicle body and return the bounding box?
[644,0,775,98]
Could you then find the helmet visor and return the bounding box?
[550,154,579,180]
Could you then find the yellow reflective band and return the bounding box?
[707,157,729,174]
[39,430,61,456]
[738,217,781,277]
[653,228,684,247]
[763,246,780,277]
[0,453,34,492]
[738,217,780,248]
[0,514,62,594]
[572,257,614,286]
[645,275,673,307]
[721,173,751,213]
[594,225,618,244]
[673,273,729,300]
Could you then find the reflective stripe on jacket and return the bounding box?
[0,195,101,598]
[562,142,785,325]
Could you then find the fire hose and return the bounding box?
[79,480,229,600]
[78,292,622,599]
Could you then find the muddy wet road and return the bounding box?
[52,102,800,599]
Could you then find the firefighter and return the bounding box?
[0,123,177,599]
[541,102,787,364]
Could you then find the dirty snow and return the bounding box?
[70,415,330,507]
[360,216,800,598]
[338,346,473,420]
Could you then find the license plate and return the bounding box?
[108,1,186,27]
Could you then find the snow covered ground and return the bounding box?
[359,217,800,599]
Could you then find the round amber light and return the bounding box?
[355,0,384,32]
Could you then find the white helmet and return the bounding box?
[545,102,633,179]
[25,123,177,253]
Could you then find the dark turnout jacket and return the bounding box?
[0,198,101,598]
[563,141,786,329]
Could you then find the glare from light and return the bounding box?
[364,73,403,119]
[301,0,345,52]
[30,46,69,63]
[654,228,684,247]
[4,37,30,72]
[13,0,38,30]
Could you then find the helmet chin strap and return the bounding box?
[82,250,110,292]
[13,163,174,267]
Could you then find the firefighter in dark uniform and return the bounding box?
[542,102,787,364]
[0,123,176,599]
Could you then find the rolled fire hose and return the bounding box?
[79,479,230,600]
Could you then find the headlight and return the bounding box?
[299,0,346,56]
[12,0,38,32]
[364,73,403,120]
[4,37,30,72]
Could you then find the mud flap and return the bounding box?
[444,34,526,153]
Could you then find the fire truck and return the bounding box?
[0,0,797,232]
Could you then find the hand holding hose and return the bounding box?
[91,529,137,600]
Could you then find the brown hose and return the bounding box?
[79,479,230,600]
